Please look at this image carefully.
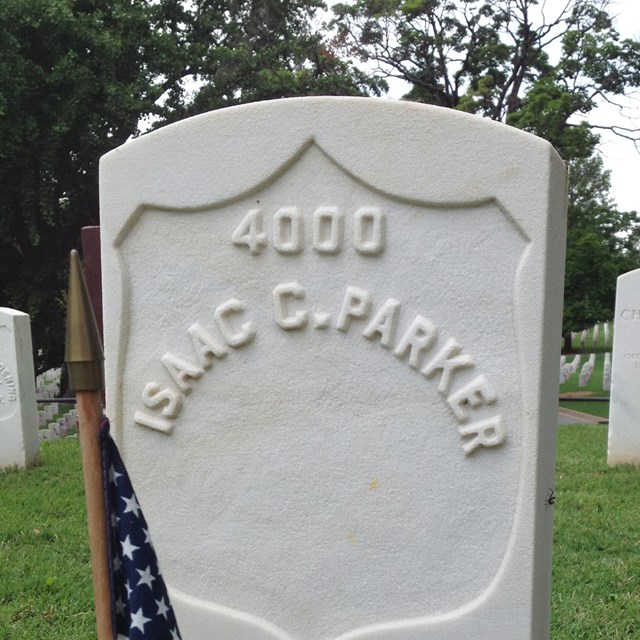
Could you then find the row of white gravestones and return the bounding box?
[37,406,77,428]
[100,98,567,639]
[559,354,581,384]
[0,308,39,469]
[569,322,611,349]
[608,268,640,465]
[38,409,78,442]
[559,352,611,391]
[35,368,61,399]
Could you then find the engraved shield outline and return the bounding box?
[101,98,566,640]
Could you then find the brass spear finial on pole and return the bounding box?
[65,249,113,640]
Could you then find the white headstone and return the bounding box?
[608,269,640,465]
[604,321,610,347]
[571,354,581,373]
[0,308,39,468]
[101,98,567,639]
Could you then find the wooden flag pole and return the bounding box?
[65,249,114,640]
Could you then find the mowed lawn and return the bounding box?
[1,426,639,639]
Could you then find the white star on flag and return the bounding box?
[122,493,142,518]
[121,535,140,560]
[136,565,157,589]
[109,464,123,484]
[130,606,151,632]
[156,596,170,619]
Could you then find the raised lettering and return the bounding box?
[394,315,438,369]
[134,411,174,434]
[458,415,505,455]
[231,208,267,254]
[161,353,204,392]
[274,206,303,254]
[447,374,497,422]
[188,322,228,369]
[354,207,385,255]
[335,286,371,331]
[273,282,308,330]
[141,382,183,418]
[214,298,256,347]
[313,207,343,254]
[363,298,401,348]
[421,338,474,395]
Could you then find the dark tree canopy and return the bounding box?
[563,155,640,338]
[0,0,382,374]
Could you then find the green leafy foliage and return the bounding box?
[563,156,640,336]
[0,0,383,373]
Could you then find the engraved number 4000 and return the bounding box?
[231,206,386,256]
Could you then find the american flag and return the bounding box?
[101,419,182,639]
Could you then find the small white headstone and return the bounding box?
[608,269,640,465]
[571,354,581,373]
[604,321,610,347]
[101,99,567,639]
[0,308,39,468]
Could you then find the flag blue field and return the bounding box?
[101,419,182,639]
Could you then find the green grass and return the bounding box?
[0,440,94,639]
[559,400,610,420]
[552,425,640,639]
[2,430,639,638]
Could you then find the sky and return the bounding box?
[590,0,640,212]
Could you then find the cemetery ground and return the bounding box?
[1,426,639,639]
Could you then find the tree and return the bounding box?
[332,0,640,142]
[0,0,382,374]
[562,155,640,349]
[332,0,640,338]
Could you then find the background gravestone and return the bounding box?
[608,267,640,466]
[100,98,567,640]
[0,308,39,468]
